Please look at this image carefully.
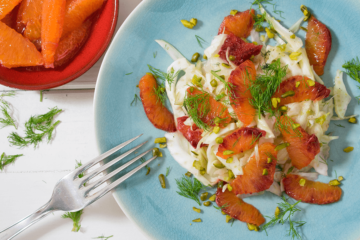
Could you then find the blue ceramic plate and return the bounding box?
[94,0,360,239]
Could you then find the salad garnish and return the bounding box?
[175,175,205,206]
[8,107,62,148]
[0,152,23,171]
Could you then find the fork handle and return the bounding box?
[0,202,53,240]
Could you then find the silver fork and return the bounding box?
[0,134,155,240]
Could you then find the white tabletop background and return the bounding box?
[0,0,149,239]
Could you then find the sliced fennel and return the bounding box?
[259,4,303,52]
[288,16,305,33]
[155,40,188,62]
[333,70,351,119]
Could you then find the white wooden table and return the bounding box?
[0,1,148,239]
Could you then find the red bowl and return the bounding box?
[0,0,119,90]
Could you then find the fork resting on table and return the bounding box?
[0,134,155,240]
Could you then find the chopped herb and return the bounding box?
[262,196,306,240]
[153,51,157,58]
[0,152,23,171]
[343,57,360,87]
[195,35,207,48]
[0,91,17,129]
[334,123,345,128]
[125,72,133,75]
[275,115,303,138]
[183,89,210,130]
[230,218,235,227]
[175,175,205,206]
[93,235,113,240]
[140,157,150,174]
[40,90,43,102]
[62,161,84,232]
[166,166,171,177]
[250,132,261,146]
[334,170,337,179]
[0,106,16,129]
[211,71,235,98]
[8,107,62,148]
[286,166,294,174]
[131,94,141,106]
[249,59,287,118]
[147,65,180,88]
[153,85,167,105]
[213,203,229,210]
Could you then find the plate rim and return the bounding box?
[93,0,154,239]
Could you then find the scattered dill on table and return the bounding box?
[8,107,62,148]
[125,72,133,75]
[93,235,113,240]
[334,123,345,128]
[165,166,171,177]
[0,91,17,129]
[0,152,23,171]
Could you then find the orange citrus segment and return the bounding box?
[41,0,66,68]
[54,19,92,67]
[0,21,43,68]
[0,0,22,20]
[17,0,44,42]
[62,0,104,38]
[283,174,342,205]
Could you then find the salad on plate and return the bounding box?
[136,1,356,237]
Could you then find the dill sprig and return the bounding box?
[147,65,180,88]
[93,236,113,240]
[125,72,133,75]
[8,107,62,148]
[0,91,17,129]
[62,161,84,232]
[275,115,303,138]
[62,211,83,232]
[211,71,235,99]
[0,106,16,129]
[153,51,157,58]
[262,196,306,240]
[153,85,167,105]
[183,89,211,131]
[0,152,23,171]
[334,123,345,128]
[175,175,205,206]
[343,57,360,85]
[131,94,141,106]
[195,35,207,48]
[249,59,287,118]
[166,166,171,177]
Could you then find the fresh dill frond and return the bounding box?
[183,89,211,131]
[0,106,16,129]
[40,90,43,102]
[334,170,337,179]
[8,107,62,148]
[343,57,360,85]
[175,175,205,206]
[62,210,83,232]
[211,71,235,99]
[262,196,305,240]
[125,72,133,75]
[131,94,141,106]
[147,64,180,88]
[62,161,85,232]
[195,35,207,48]
[153,84,167,105]
[213,203,229,210]
[0,152,23,171]
[250,132,261,146]
[334,123,345,128]
[93,235,113,240]
[249,59,287,118]
[275,115,302,138]
[153,51,157,58]
[166,166,171,177]
[0,91,17,129]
